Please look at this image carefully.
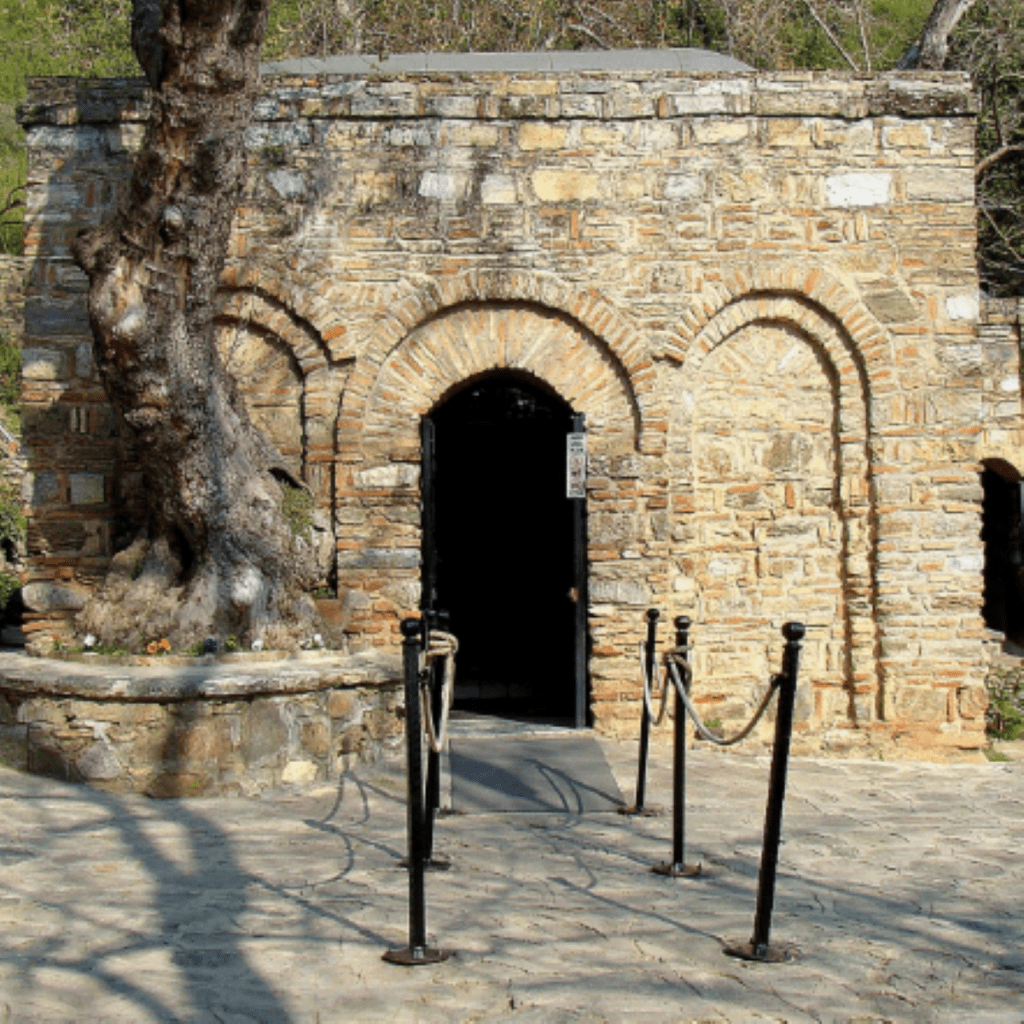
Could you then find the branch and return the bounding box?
[801,0,861,72]
[898,0,978,70]
[853,0,872,73]
[565,22,612,50]
[980,204,1024,268]
[976,144,1024,179]
[0,185,25,220]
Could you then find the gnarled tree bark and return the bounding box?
[72,0,328,650]
[898,0,978,69]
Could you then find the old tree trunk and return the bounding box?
[70,0,329,651]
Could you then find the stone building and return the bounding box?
[16,50,1023,760]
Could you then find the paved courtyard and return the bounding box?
[0,735,1021,1022]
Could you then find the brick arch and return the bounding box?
[668,265,892,379]
[220,264,369,362]
[339,269,662,459]
[359,303,640,462]
[215,288,340,506]
[676,292,880,723]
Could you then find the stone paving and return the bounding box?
[0,734,1021,1023]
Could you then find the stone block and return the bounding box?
[327,690,357,721]
[240,701,288,766]
[31,472,62,506]
[418,171,469,201]
[22,582,87,612]
[518,124,568,150]
[480,174,517,205]
[531,169,600,202]
[893,686,948,723]
[300,719,330,756]
[281,759,319,785]
[0,725,27,769]
[69,472,105,505]
[824,171,891,207]
[21,347,66,380]
[905,168,973,203]
[957,683,988,721]
[75,741,122,781]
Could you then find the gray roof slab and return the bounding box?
[263,47,754,77]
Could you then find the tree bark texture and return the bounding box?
[899,0,978,69]
[73,0,325,647]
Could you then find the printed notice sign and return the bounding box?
[566,432,587,498]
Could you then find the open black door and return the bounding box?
[421,372,587,725]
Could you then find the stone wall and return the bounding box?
[16,63,1004,758]
[0,650,403,796]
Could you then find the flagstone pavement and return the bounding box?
[0,735,1021,1023]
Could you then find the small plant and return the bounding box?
[145,637,171,656]
[278,478,313,537]
[224,634,240,653]
[986,670,1024,741]
[705,717,723,730]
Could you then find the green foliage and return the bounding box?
[0,332,21,417]
[949,0,1024,294]
[0,0,135,254]
[0,571,18,610]
[279,478,314,536]
[986,669,1024,740]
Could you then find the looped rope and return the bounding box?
[420,629,458,754]
[639,640,675,726]
[665,653,780,747]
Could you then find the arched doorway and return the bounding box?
[981,460,1024,644]
[422,372,586,723]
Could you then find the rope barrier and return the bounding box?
[638,641,674,727]
[420,629,458,754]
[665,652,780,747]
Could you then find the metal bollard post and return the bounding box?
[423,610,451,870]
[725,621,805,964]
[653,616,701,878]
[383,618,452,966]
[620,608,662,817]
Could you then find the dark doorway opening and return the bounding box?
[981,463,1024,644]
[423,372,582,722]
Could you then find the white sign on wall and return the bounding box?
[566,433,587,499]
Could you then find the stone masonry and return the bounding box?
[16,53,1020,761]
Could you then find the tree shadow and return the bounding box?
[0,766,400,1021]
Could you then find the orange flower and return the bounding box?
[146,641,159,655]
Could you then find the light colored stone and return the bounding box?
[418,170,469,201]
[824,171,891,207]
[480,173,517,205]
[531,169,600,202]
[281,759,318,784]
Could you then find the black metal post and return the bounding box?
[725,621,805,964]
[383,618,451,966]
[654,616,701,878]
[620,608,661,816]
[423,610,451,869]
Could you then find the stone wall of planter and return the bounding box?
[0,650,403,796]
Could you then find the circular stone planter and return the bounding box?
[0,650,403,797]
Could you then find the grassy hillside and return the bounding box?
[1,0,135,254]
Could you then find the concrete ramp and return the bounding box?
[449,734,623,814]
